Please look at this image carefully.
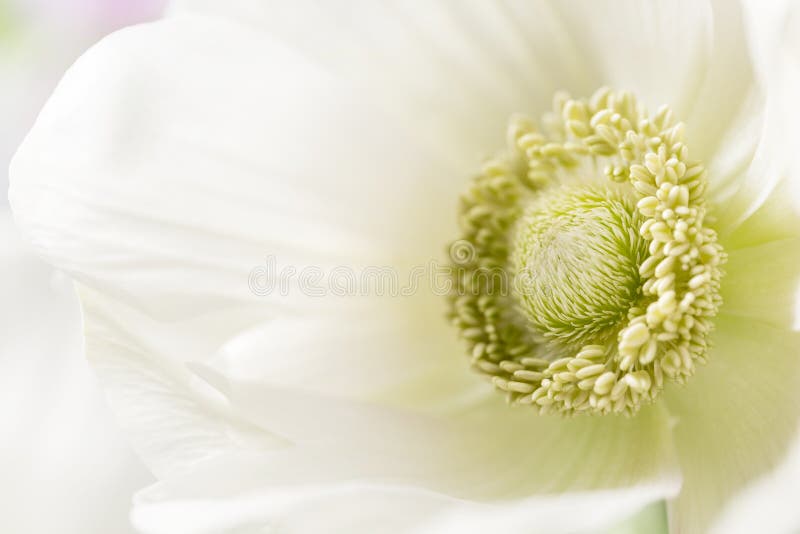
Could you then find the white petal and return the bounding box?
[546,0,764,188]
[75,278,679,533]
[738,0,800,83]
[125,372,679,534]
[683,1,762,167]
[167,0,601,168]
[170,0,755,166]
[710,0,800,235]
[544,0,713,113]
[77,277,680,509]
[0,209,152,533]
[172,0,776,228]
[169,0,728,114]
[77,285,287,478]
[705,8,800,530]
[216,370,681,496]
[710,430,800,534]
[723,236,800,330]
[131,467,672,534]
[9,15,459,320]
[720,179,800,330]
[74,269,679,532]
[6,15,484,474]
[211,292,472,404]
[664,314,800,533]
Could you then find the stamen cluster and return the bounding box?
[448,88,725,415]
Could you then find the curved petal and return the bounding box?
[550,0,780,226]
[709,430,800,534]
[76,285,284,479]
[720,179,800,330]
[172,0,774,233]
[8,14,473,429]
[9,15,460,321]
[664,314,800,533]
[711,0,800,236]
[74,267,681,532]
[76,281,479,475]
[722,236,800,330]
[210,291,471,404]
[167,0,598,169]
[548,0,712,115]
[77,281,680,522]
[683,0,761,169]
[168,0,757,168]
[714,0,800,333]
[73,252,680,532]
[6,13,478,475]
[543,0,767,210]
[131,468,671,534]
[671,5,800,531]
[123,370,679,534]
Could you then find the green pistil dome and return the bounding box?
[448,88,725,416]
[515,188,648,348]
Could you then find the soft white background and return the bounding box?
[1,1,162,532]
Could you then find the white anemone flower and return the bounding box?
[8,1,800,533]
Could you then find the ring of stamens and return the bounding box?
[448,88,725,416]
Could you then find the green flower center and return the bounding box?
[514,187,647,348]
[448,88,725,416]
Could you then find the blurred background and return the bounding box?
[1,1,163,532]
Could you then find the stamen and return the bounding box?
[448,88,725,416]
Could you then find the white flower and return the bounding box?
[8,1,800,533]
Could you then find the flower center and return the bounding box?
[448,88,725,415]
[514,187,647,348]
